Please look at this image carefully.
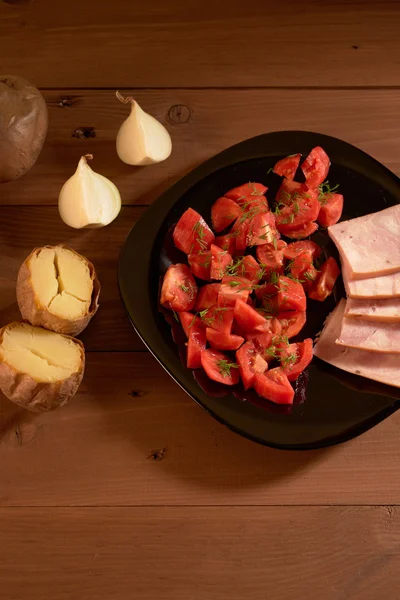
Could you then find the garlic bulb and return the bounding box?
[116,92,172,166]
[58,155,121,229]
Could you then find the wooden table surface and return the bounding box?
[2,1,400,598]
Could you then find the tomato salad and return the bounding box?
[160,146,342,406]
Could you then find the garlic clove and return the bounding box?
[58,155,121,229]
[116,92,172,166]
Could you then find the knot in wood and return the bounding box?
[168,104,191,124]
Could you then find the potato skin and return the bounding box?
[16,244,101,336]
[0,323,85,413]
[0,75,48,183]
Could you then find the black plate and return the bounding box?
[119,131,400,450]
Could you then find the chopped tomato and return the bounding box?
[179,311,197,337]
[241,255,264,283]
[318,193,344,228]
[254,368,294,404]
[161,264,197,312]
[285,221,318,239]
[301,146,330,188]
[276,179,309,205]
[238,195,269,210]
[214,234,236,255]
[245,329,274,351]
[187,321,207,369]
[308,257,340,301]
[248,211,278,246]
[289,249,314,281]
[236,341,268,389]
[273,154,301,180]
[210,244,233,280]
[201,349,240,385]
[283,240,322,261]
[200,305,234,334]
[188,251,211,280]
[195,283,221,311]
[278,311,306,339]
[218,275,253,307]
[275,193,320,233]
[173,208,215,255]
[211,197,242,233]
[206,328,244,351]
[233,298,267,332]
[280,339,313,381]
[254,282,279,315]
[277,276,306,312]
[225,182,267,202]
[256,240,286,275]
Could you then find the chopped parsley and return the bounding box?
[217,359,239,378]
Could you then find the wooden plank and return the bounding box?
[2,352,400,507]
[2,88,400,206]
[1,0,400,88]
[0,206,145,351]
[1,505,400,600]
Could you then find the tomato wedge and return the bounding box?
[161,264,197,312]
[236,341,268,390]
[200,305,234,334]
[278,311,306,339]
[206,328,244,351]
[301,146,330,188]
[276,180,309,205]
[210,244,233,280]
[214,234,236,255]
[308,257,340,301]
[201,349,240,385]
[277,276,306,312]
[273,154,301,180]
[317,193,344,227]
[173,208,215,255]
[225,182,267,202]
[195,283,221,311]
[254,368,294,404]
[179,311,197,337]
[275,194,320,233]
[256,240,286,275]
[232,207,277,250]
[229,255,263,284]
[280,339,313,381]
[285,221,319,239]
[218,275,253,307]
[211,197,242,233]
[188,251,211,280]
[187,320,207,369]
[254,282,279,315]
[289,250,315,283]
[234,298,268,333]
[283,240,322,261]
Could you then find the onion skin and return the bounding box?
[0,75,48,183]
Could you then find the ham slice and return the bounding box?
[342,260,400,299]
[345,298,400,322]
[337,316,400,354]
[328,204,400,280]
[314,300,400,387]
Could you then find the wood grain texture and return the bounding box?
[1,0,400,88]
[2,88,400,205]
[1,505,400,600]
[2,352,400,507]
[0,206,145,351]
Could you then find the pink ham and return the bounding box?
[345,298,400,322]
[313,300,400,387]
[342,260,400,299]
[337,317,400,354]
[328,204,400,280]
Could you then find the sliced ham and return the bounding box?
[313,300,400,388]
[345,298,400,322]
[337,316,400,354]
[328,204,400,280]
[342,260,400,299]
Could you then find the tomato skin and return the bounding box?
[195,283,221,311]
[256,241,286,275]
[201,349,240,385]
[188,251,211,280]
[200,305,234,334]
[285,221,318,239]
[254,368,294,404]
[211,197,242,233]
[278,311,306,339]
[301,146,330,188]
[218,275,253,307]
[210,244,233,280]
[233,298,268,332]
[283,240,321,261]
[273,154,301,180]
[187,321,207,369]
[276,193,320,233]
[308,257,340,301]
[277,276,306,312]
[214,234,236,255]
[225,182,267,202]
[232,208,277,250]
[236,341,268,390]
[317,193,344,227]
[280,338,313,382]
[173,208,215,255]
[206,328,244,351]
[161,264,197,312]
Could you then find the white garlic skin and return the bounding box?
[58,155,121,229]
[116,97,172,166]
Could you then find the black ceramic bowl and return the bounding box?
[119,131,400,449]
